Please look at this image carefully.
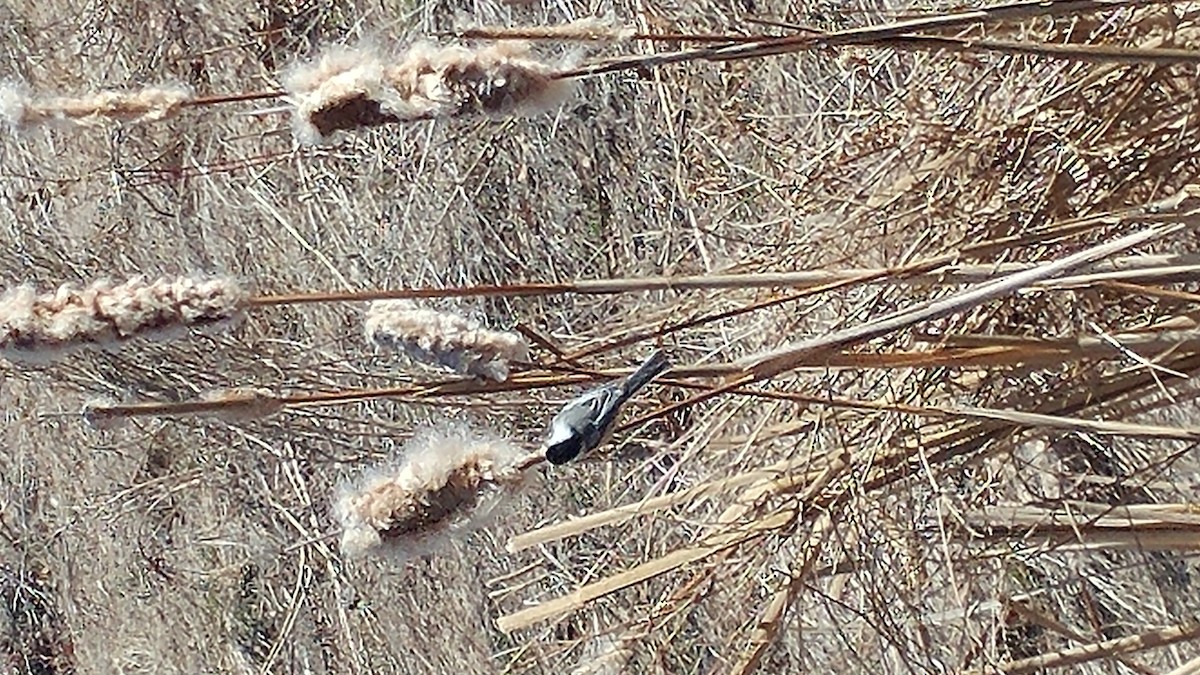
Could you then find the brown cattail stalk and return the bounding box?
[453,16,638,43]
[0,82,194,130]
[0,275,247,362]
[551,0,1162,79]
[334,425,537,558]
[284,42,570,143]
[364,300,530,382]
[83,387,282,427]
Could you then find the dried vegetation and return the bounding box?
[2,0,1200,674]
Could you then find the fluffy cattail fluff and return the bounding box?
[334,425,531,559]
[0,275,248,362]
[0,82,193,131]
[284,42,570,143]
[364,299,529,382]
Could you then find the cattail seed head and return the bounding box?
[0,82,193,131]
[364,299,529,382]
[285,42,570,143]
[334,425,532,559]
[0,275,248,362]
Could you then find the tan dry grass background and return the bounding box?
[3,0,1200,674]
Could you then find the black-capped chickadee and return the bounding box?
[543,350,671,465]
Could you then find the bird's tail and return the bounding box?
[622,350,670,395]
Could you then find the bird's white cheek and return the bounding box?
[546,423,574,446]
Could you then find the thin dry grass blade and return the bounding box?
[962,618,1200,674]
[867,35,1200,64]
[1167,655,1200,675]
[731,510,837,675]
[1006,601,1158,675]
[936,406,1200,441]
[248,255,1200,307]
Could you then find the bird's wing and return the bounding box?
[552,384,626,434]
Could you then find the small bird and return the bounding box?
[543,350,671,465]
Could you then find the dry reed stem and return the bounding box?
[931,329,1200,353]
[499,454,849,632]
[498,509,795,633]
[285,42,569,143]
[964,618,1200,674]
[880,35,1200,64]
[197,387,284,421]
[919,405,1200,441]
[973,503,1200,536]
[453,16,637,43]
[731,509,837,675]
[0,275,247,362]
[79,328,1200,423]
[739,218,1191,378]
[238,195,1182,379]
[364,300,529,382]
[506,456,812,552]
[1006,531,1200,552]
[248,254,1200,307]
[0,82,193,130]
[1005,602,1158,675]
[334,425,533,558]
[746,15,1200,64]
[555,0,1168,78]
[1167,655,1200,675]
[84,387,282,426]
